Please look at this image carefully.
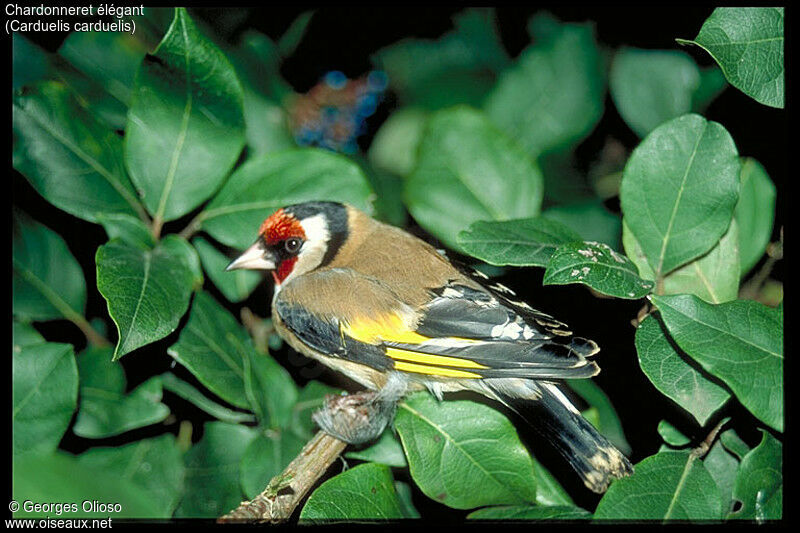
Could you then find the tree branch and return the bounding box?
[218,391,380,523]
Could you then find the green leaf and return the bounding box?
[77,435,184,518]
[635,315,730,426]
[125,7,245,222]
[277,10,314,57]
[735,158,776,276]
[566,379,631,455]
[73,346,170,438]
[160,372,255,424]
[620,114,740,277]
[201,149,374,249]
[193,237,261,303]
[544,241,655,299]
[394,481,421,518]
[594,451,722,521]
[720,428,751,460]
[240,431,306,499]
[58,31,149,106]
[651,295,783,432]
[97,213,156,250]
[457,217,581,267]
[12,321,45,349]
[12,211,86,322]
[623,219,740,304]
[368,107,428,177]
[542,201,622,250]
[96,235,197,359]
[168,291,254,409]
[728,430,781,520]
[13,452,154,518]
[658,420,691,447]
[13,342,77,457]
[395,392,537,509]
[373,9,508,109]
[610,48,718,137]
[175,422,257,518]
[361,162,408,227]
[13,81,147,223]
[405,106,543,250]
[704,439,739,515]
[485,13,604,156]
[242,89,295,157]
[244,350,298,429]
[346,429,408,468]
[300,463,406,522]
[468,505,591,520]
[678,8,784,108]
[531,456,574,506]
[12,34,50,89]
[290,381,341,439]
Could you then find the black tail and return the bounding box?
[482,379,633,493]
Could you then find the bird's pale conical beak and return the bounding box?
[226,240,276,271]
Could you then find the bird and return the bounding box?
[226,200,633,493]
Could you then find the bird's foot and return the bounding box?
[312,390,396,445]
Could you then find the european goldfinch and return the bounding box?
[227,201,633,493]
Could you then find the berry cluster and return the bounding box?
[289,70,388,154]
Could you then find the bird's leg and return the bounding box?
[312,372,407,445]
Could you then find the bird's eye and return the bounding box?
[284,238,303,254]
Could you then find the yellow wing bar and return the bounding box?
[343,313,487,379]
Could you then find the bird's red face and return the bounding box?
[226,201,348,287]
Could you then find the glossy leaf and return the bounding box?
[12,322,45,349]
[485,14,604,156]
[542,201,622,250]
[13,211,86,322]
[544,240,654,299]
[160,372,255,424]
[623,219,740,304]
[657,420,691,447]
[168,291,254,409]
[193,237,261,303]
[635,315,730,426]
[720,428,751,460]
[58,31,148,106]
[12,33,50,89]
[97,213,155,250]
[96,235,198,359]
[244,349,298,429]
[610,48,722,137]
[405,106,543,250]
[468,505,591,520]
[240,431,306,499]
[704,439,739,516]
[567,379,631,455]
[373,9,508,109]
[13,452,154,518]
[395,392,537,509]
[620,114,740,277]
[346,429,408,468]
[368,107,428,177]
[13,81,146,223]
[457,217,581,267]
[735,158,776,276]
[594,451,722,521]
[394,481,421,519]
[531,457,574,506]
[652,295,783,432]
[13,342,77,457]
[201,149,374,249]
[77,435,184,518]
[125,8,245,222]
[728,430,782,520]
[174,422,256,518]
[242,89,295,157]
[73,346,169,438]
[300,463,406,522]
[678,8,784,108]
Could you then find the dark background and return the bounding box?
[14,6,786,517]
